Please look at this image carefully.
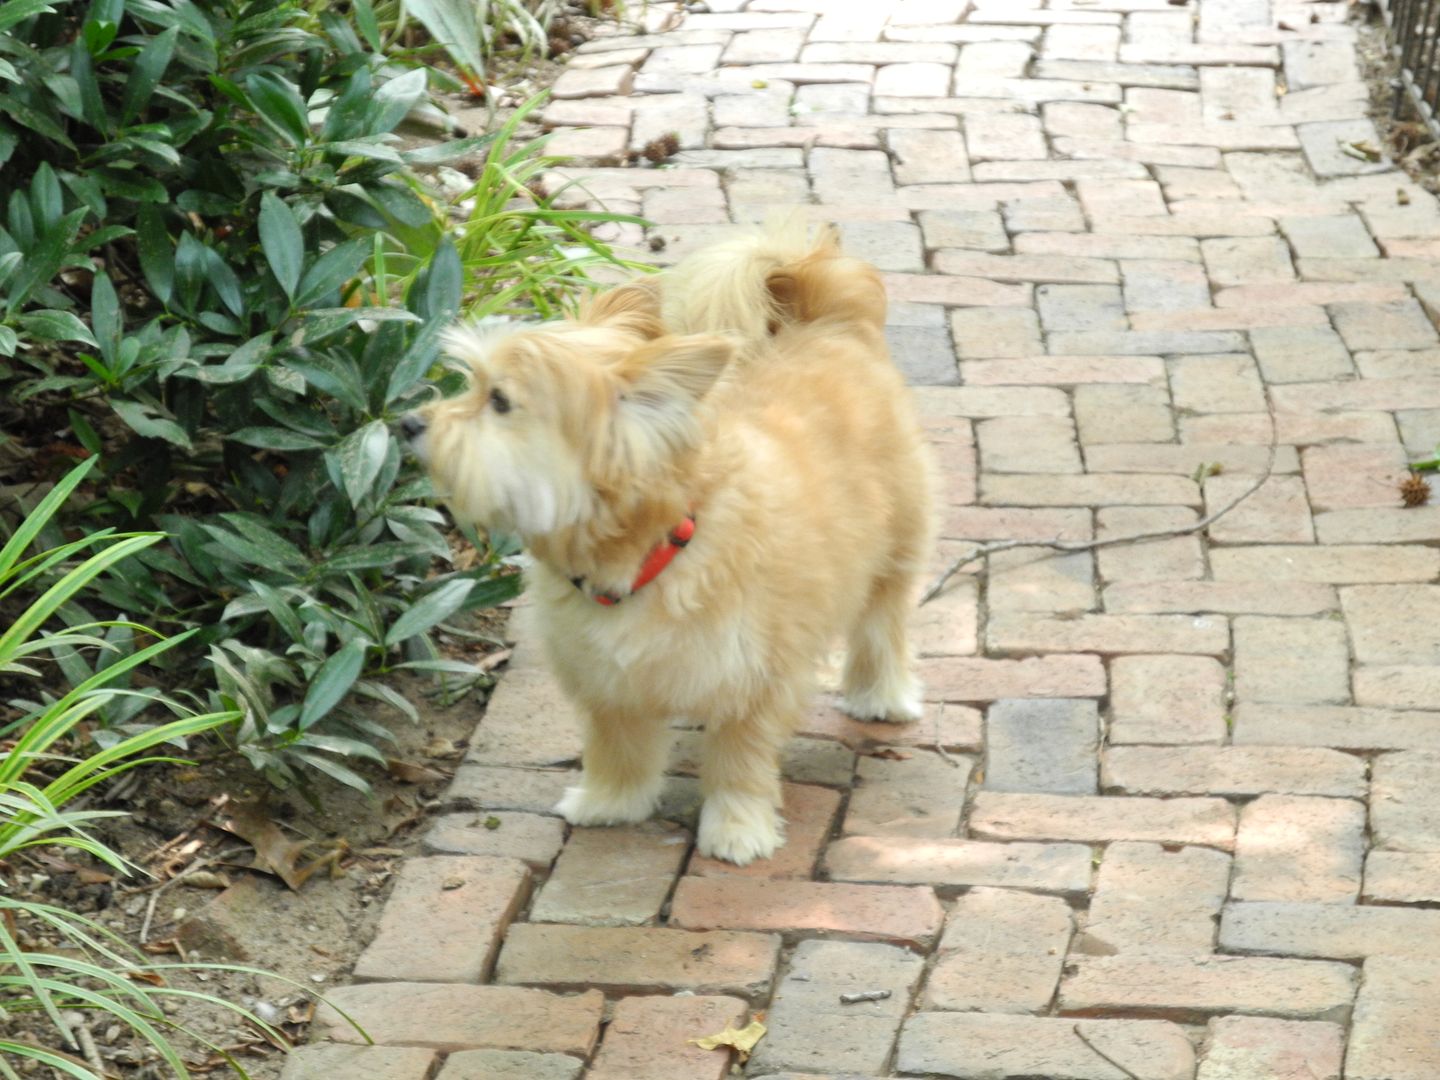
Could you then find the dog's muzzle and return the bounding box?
[399,414,427,439]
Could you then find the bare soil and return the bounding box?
[8,659,506,1078]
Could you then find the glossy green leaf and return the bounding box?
[320,68,372,142]
[424,236,461,322]
[299,305,418,344]
[109,399,192,450]
[134,204,172,304]
[245,71,309,146]
[367,66,429,136]
[384,578,472,646]
[334,419,389,507]
[0,0,57,35]
[294,237,367,309]
[119,26,177,125]
[89,270,120,365]
[258,191,303,300]
[30,163,62,232]
[298,637,367,729]
[16,310,95,346]
[227,426,329,451]
[201,246,244,318]
[5,208,85,314]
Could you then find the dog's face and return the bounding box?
[407,293,734,539]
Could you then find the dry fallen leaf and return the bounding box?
[689,1019,767,1063]
[180,871,232,890]
[862,747,912,761]
[385,758,451,785]
[422,736,464,760]
[215,804,314,892]
[1339,139,1381,163]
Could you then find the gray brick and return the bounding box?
[747,940,923,1076]
[1298,118,1392,178]
[886,324,959,385]
[1122,258,1212,312]
[985,698,1099,794]
[1079,842,1230,955]
[1279,214,1379,258]
[529,821,688,926]
[1221,900,1440,960]
[1250,325,1355,384]
[927,887,1074,1012]
[1347,957,1440,1080]
[844,750,972,837]
[837,219,925,272]
[1233,617,1351,706]
[918,208,1009,252]
[1232,795,1366,904]
[1036,283,1127,331]
[899,1014,1196,1079]
[1371,751,1440,852]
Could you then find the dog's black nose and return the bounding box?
[400,414,427,439]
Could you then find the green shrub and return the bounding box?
[0,460,292,1079]
[0,0,644,787]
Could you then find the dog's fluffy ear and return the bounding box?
[609,334,735,470]
[580,279,664,340]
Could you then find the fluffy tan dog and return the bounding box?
[407,224,934,864]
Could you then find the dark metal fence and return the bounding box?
[1384,0,1440,138]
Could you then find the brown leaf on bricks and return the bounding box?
[861,748,912,761]
[689,1018,767,1064]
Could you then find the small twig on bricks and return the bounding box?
[1073,1023,1142,1080]
[932,706,963,769]
[839,989,892,1004]
[919,394,1279,606]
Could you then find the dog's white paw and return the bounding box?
[697,792,784,866]
[555,783,658,826]
[841,679,924,724]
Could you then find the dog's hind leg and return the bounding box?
[556,706,672,826]
[695,696,795,865]
[840,567,925,724]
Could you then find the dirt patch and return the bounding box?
[9,662,506,1078]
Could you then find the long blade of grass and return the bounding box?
[0,529,122,601]
[0,534,161,669]
[41,710,238,807]
[6,975,192,1079]
[0,1043,96,1080]
[0,910,71,1046]
[0,458,95,582]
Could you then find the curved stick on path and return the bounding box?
[919,396,1280,606]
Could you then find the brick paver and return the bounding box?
[297,1,1440,1074]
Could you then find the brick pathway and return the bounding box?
[289,0,1440,1077]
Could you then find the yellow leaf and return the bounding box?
[689,1019,767,1063]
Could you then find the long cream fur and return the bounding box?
[412,222,934,865]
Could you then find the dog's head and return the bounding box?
[405,283,736,540]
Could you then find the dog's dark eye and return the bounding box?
[490,388,511,414]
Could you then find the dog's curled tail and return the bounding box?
[661,216,887,344]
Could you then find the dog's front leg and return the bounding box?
[557,706,672,826]
[696,705,791,866]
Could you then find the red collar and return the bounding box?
[572,514,696,606]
